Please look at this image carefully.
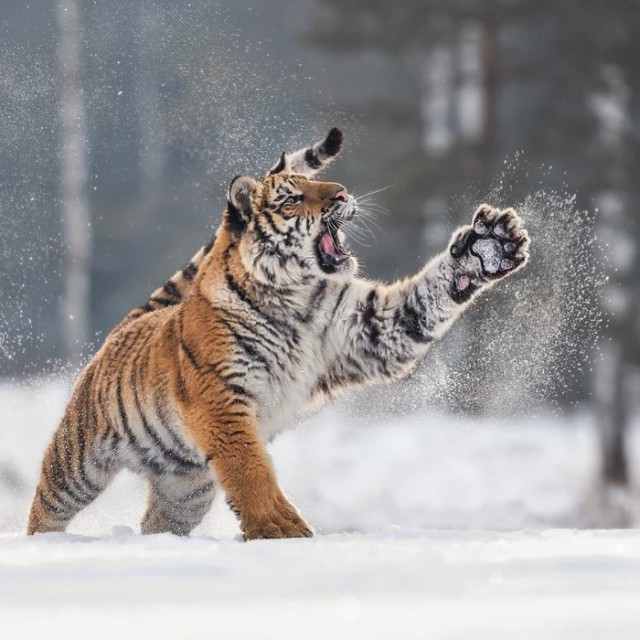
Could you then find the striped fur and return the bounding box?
[28,132,529,540]
[267,127,344,177]
[125,129,345,326]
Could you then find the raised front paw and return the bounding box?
[242,496,314,541]
[450,204,530,279]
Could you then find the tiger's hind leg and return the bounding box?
[140,470,217,536]
[27,419,120,535]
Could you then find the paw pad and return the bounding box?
[474,220,489,235]
[472,238,503,275]
[464,204,530,279]
[494,223,508,237]
[500,258,514,271]
[455,274,471,291]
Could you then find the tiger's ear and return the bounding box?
[226,175,258,235]
[266,128,344,178]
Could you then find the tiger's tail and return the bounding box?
[267,127,344,178]
[126,127,344,324]
[124,239,214,323]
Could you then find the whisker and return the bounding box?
[346,218,378,242]
[357,202,389,214]
[354,183,396,200]
[355,202,390,221]
[354,208,386,235]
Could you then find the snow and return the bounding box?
[0,379,613,535]
[2,379,640,638]
[2,529,640,639]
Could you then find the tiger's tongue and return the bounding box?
[319,231,339,257]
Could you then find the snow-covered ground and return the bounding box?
[2,529,640,639]
[2,379,640,638]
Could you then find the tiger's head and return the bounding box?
[222,128,359,285]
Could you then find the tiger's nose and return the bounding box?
[333,188,349,203]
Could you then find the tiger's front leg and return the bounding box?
[182,402,313,540]
[327,204,529,390]
[398,203,529,347]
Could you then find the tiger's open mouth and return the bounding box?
[316,223,351,273]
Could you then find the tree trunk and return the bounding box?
[137,0,165,204]
[597,342,629,486]
[57,0,91,366]
[592,65,632,492]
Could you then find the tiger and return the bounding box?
[27,128,530,539]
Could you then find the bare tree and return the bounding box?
[592,65,632,492]
[137,0,166,206]
[57,0,91,365]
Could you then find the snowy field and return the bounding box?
[2,379,640,638]
[3,529,640,639]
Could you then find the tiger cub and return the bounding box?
[28,129,529,539]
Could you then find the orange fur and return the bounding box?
[28,133,530,539]
[28,173,347,539]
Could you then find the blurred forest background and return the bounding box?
[1,0,640,523]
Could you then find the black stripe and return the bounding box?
[180,338,202,372]
[227,383,256,400]
[130,369,204,470]
[217,307,283,347]
[150,296,175,307]
[183,481,215,503]
[163,280,181,300]
[217,314,286,370]
[115,375,166,476]
[268,152,287,176]
[182,262,197,281]
[237,345,278,373]
[217,318,273,371]
[153,392,202,462]
[74,370,102,495]
[322,283,349,340]
[303,281,328,323]
[261,209,286,235]
[224,269,297,340]
[218,370,247,383]
[253,216,277,247]
[361,289,382,345]
[133,343,202,469]
[49,436,93,507]
[37,488,68,516]
[397,299,433,344]
[362,289,377,324]
[304,148,321,169]
[52,424,91,505]
[41,463,83,511]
